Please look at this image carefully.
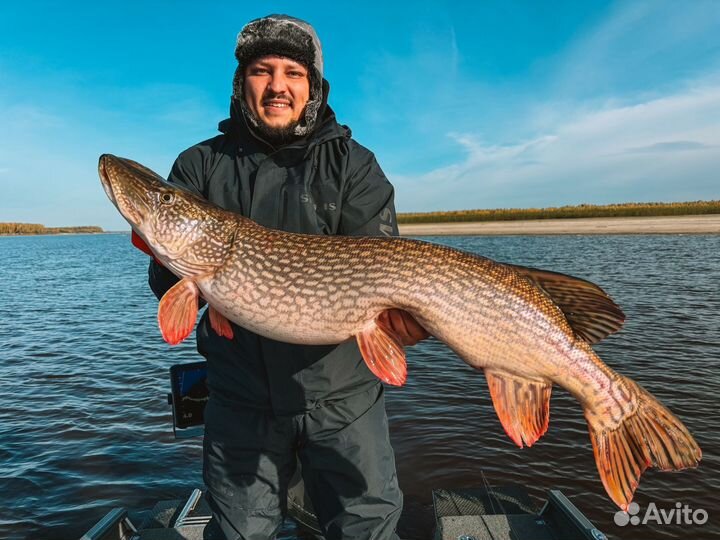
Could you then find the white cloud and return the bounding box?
[388,1,720,212]
[391,82,720,212]
[624,141,711,154]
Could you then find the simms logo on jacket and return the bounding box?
[379,208,393,236]
[300,193,336,212]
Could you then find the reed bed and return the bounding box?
[4,200,719,233]
[398,201,720,224]
[0,223,103,235]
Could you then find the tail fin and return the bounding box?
[587,377,701,511]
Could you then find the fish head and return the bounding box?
[99,154,236,277]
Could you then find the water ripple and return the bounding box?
[1,233,718,539]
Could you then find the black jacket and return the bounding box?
[149,97,399,415]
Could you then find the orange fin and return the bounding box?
[587,377,701,511]
[356,319,407,386]
[209,306,234,340]
[505,263,625,344]
[486,371,552,448]
[158,278,199,345]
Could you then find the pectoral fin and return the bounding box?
[356,318,408,386]
[209,306,234,340]
[158,278,199,345]
[486,370,552,448]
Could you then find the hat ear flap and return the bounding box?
[232,65,244,100]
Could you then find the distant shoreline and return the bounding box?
[0,224,104,236]
[399,214,720,236]
[3,215,719,237]
[0,231,106,237]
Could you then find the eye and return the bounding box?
[160,192,174,204]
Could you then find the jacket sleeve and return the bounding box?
[147,148,207,301]
[339,144,399,238]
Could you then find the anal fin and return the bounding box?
[209,306,234,340]
[486,370,552,448]
[356,318,407,386]
[158,278,199,345]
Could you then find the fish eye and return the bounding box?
[160,192,174,204]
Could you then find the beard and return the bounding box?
[239,97,304,147]
[253,117,302,146]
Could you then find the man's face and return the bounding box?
[243,55,310,130]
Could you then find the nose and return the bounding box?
[267,71,289,95]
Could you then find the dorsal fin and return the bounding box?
[505,263,625,344]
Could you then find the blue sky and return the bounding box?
[1,1,719,230]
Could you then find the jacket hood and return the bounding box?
[231,14,324,137]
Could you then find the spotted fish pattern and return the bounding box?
[99,154,701,511]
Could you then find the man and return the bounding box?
[145,14,425,540]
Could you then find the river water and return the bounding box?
[1,233,718,540]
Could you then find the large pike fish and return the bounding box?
[99,154,701,510]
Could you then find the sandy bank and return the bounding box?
[398,214,720,236]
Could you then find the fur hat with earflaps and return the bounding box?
[232,14,324,136]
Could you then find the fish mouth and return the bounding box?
[98,154,151,229]
[98,155,117,206]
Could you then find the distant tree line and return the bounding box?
[0,223,104,235]
[398,200,720,224]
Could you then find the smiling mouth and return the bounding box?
[263,100,292,110]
